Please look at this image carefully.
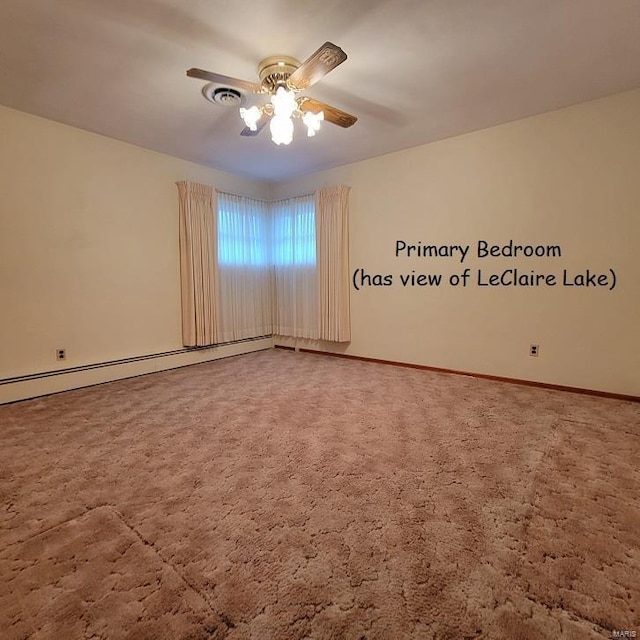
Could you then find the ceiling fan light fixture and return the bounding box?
[303,110,324,137]
[270,114,294,145]
[239,105,261,131]
[271,86,297,118]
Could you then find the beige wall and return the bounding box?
[273,89,640,396]
[0,106,270,403]
[2,90,639,402]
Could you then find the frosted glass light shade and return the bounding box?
[239,106,261,131]
[270,114,294,145]
[303,110,324,137]
[271,86,297,118]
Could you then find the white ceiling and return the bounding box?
[1,0,640,183]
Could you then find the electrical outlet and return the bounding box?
[529,344,539,357]
[56,348,66,361]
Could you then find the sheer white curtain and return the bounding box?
[216,192,273,342]
[272,195,318,339]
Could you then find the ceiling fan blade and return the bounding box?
[240,115,270,137]
[287,42,347,91]
[186,68,263,93]
[299,98,357,128]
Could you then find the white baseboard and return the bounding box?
[0,337,273,405]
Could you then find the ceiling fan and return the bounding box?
[187,42,357,145]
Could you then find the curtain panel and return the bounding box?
[315,185,351,342]
[216,192,273,343]
[272,195,319,339]
[176,181,218,347]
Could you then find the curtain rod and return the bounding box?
[217,190,314,205]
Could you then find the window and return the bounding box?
[215,191,318,341]
[271,195,317,338]
[272,195,316,266]
[217,192,316,268]
[217,193,270,266]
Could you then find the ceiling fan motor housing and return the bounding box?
[258,56,301,91]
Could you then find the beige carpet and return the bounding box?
[1,348,638,639]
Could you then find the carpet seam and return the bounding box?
[0,503,113,552]
[0,504,231,637]
[520,591,613,637]
[106,506,233,634]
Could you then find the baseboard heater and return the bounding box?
[0,335,272,386]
